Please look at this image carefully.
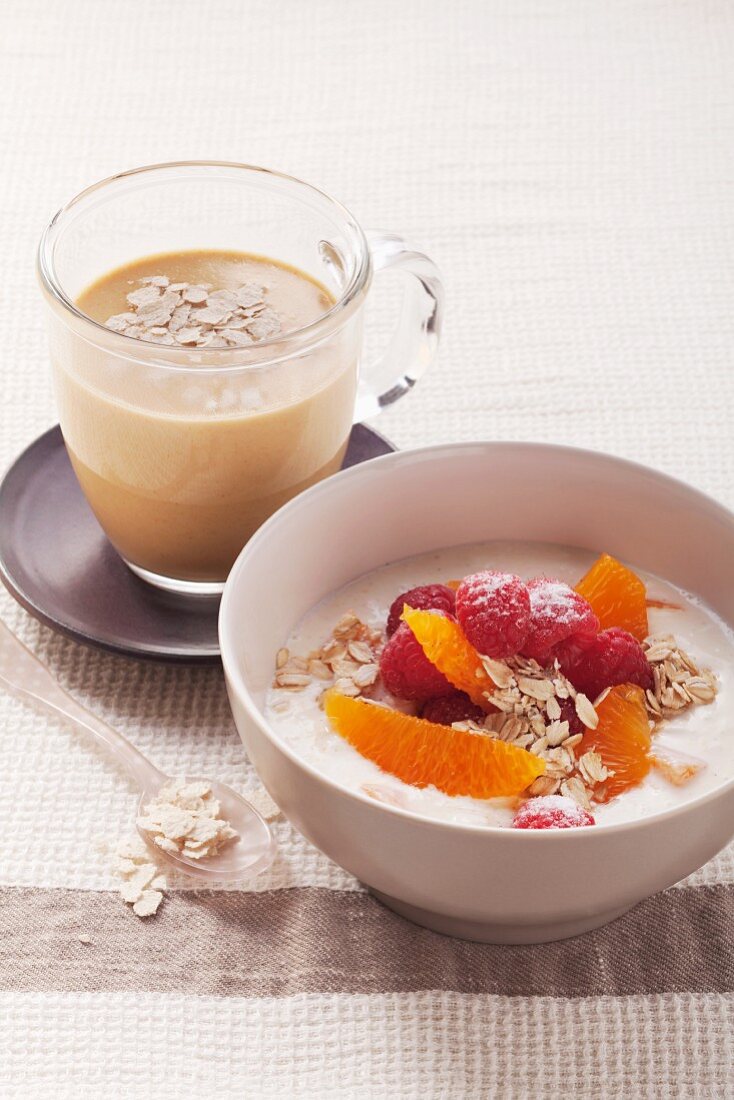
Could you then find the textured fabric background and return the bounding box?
[1,1,733,1096]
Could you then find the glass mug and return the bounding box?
[37,162,443,595]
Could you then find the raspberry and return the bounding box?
[512,795,595,829]
[421,692,485,726]
[521,577,599,663]
[554,627,654,701]
[455,571,531,658]
[558,697,584,737]
[379,621,454,702]
[386,584,456,637]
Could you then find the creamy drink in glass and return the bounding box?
[38,163,443,594]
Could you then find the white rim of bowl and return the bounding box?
[220,440,734,839]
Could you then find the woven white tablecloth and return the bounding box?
[1,1,733,1096]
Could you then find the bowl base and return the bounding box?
[370,889,635,944]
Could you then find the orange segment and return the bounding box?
[580,683,651,801]
[575,553,649,641]
[401,606,494,708]
[325,691,545,798]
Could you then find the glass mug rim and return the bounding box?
[37,160,373,375]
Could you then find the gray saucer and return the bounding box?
[0,424,395,664]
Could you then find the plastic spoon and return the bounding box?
[0,618,276,880]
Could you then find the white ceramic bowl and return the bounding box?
[219,443,734,943]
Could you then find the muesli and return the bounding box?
[266,542,730,829]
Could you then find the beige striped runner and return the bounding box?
[3,884,734,998]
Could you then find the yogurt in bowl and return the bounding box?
[220,442,734,943]
[264,540,733,830]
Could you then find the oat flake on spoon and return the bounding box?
[0,619,277,917]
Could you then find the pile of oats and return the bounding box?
[108,782,276,920]
[642,634,717,722]
[112,835,168,918]
[273,612,382,702]
[105,275,281,347]
[458,654,606,811]
[137,779,239,861]
[111,780,238,920]
[457,642,717,810]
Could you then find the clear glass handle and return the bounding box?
[354,229,444,422]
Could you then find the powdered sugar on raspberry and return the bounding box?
[522,578,599,663]
[455,571,531,658]
[512,794,596,829]
[530,579,581,624]
[459,572,511,606]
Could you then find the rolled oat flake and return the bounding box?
[105,278,282,348]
